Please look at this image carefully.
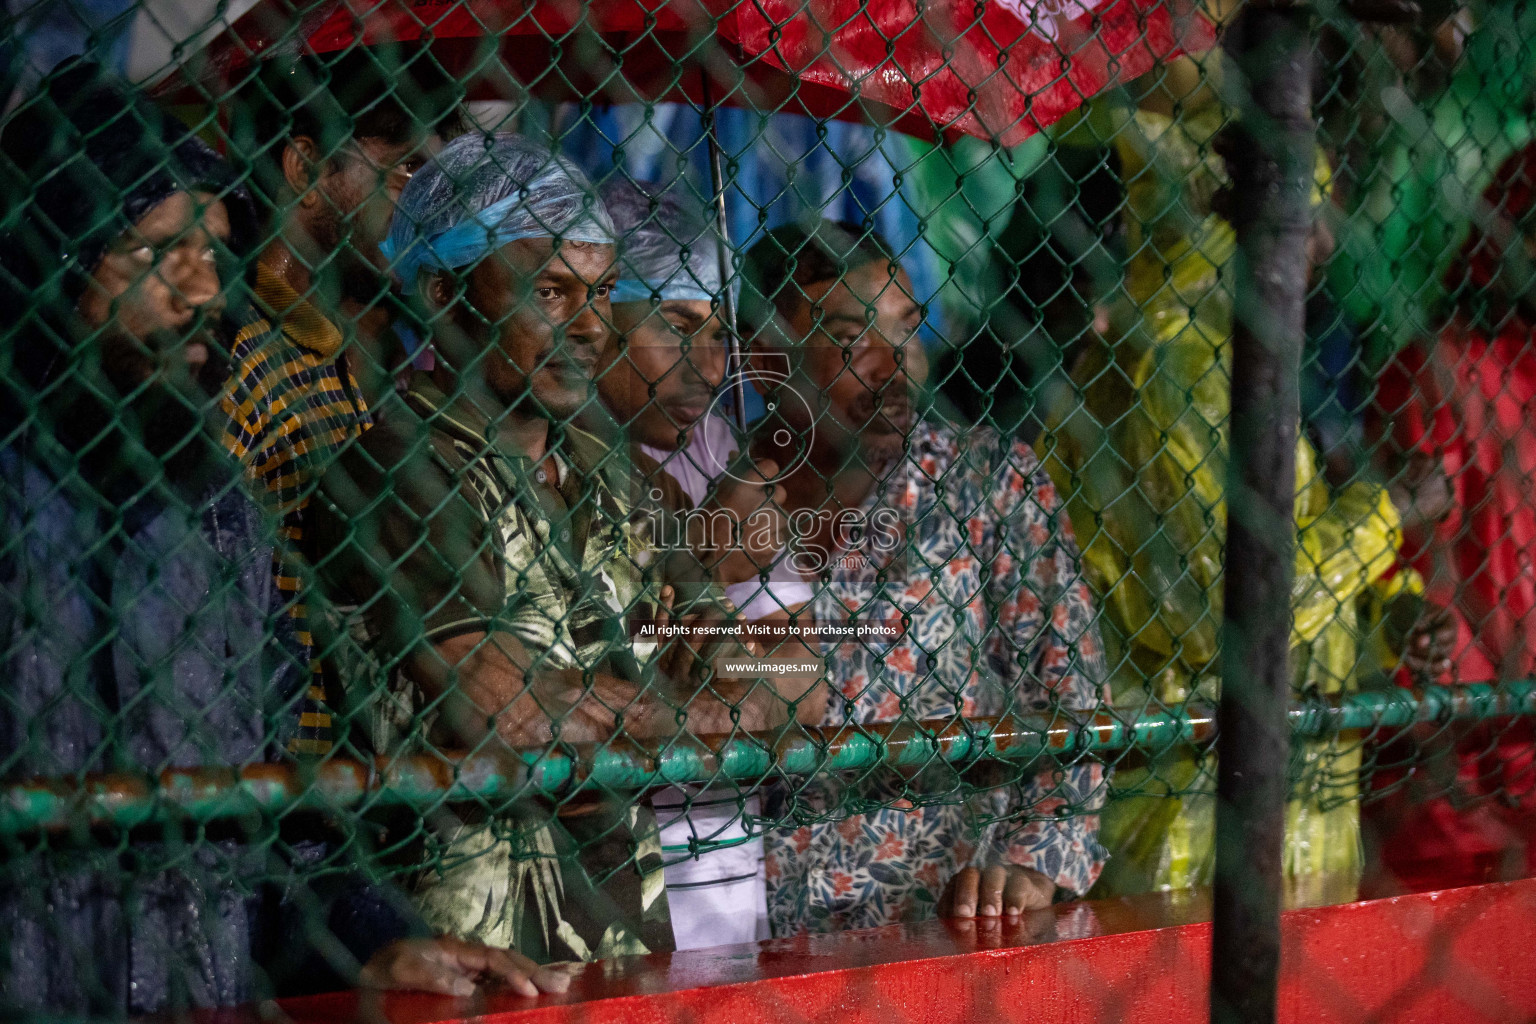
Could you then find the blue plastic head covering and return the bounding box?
[600,178,724,305]
[380,131,615,296]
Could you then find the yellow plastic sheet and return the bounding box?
[1040,109,1402,897]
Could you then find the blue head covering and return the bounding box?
[600,178,725,305]
[380,132,615,295]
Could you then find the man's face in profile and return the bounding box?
[450,237,617,421]
[75,189,234,402]
[598,299,728,451]
[313,130,439,305]
[785,259,927,466]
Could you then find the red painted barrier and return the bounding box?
[214,879,1536,1024]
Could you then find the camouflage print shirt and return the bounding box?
[313,375,672,962]
[394,378,662,676]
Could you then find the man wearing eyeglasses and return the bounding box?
[219,51,465,755]
[0,62,569,1014]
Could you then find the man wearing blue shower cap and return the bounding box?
[379,131,621,423]
[314,133,775,961]
[591,177,828,952]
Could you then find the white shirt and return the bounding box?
[639,414,827,950]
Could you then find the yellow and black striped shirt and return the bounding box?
[220,260,371,755]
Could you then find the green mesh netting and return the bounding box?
[0,0,1534,1016]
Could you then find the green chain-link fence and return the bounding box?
[0,0,1535,1015]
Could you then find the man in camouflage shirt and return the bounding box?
[314,134,768,962]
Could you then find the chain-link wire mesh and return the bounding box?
[0,0,1534,1016]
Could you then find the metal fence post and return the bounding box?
[1213,6,1316,1024]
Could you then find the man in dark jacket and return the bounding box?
[0,61,568,1017]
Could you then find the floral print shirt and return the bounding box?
[763,421,1110,936]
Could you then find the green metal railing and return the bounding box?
[7,683,1532,835]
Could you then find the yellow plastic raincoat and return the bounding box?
[1039,109,1416,901]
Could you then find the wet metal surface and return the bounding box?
[192,878,1536,1024]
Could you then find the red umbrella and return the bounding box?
[167,0,1212,148]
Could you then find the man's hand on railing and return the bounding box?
[940,865,1055,918]
[422,611,789,748]
[1384,594,1457,680]
[648,583,791,734]
[359,935,575,998]
[420,631,646,747]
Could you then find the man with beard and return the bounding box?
[221,52,464,755]
[738,221,1110,936]
[0,63,569,1016]
[314,133,782,960]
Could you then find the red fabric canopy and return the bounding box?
[166,0,1211,145]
